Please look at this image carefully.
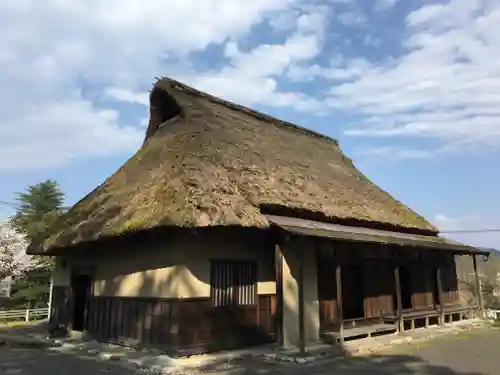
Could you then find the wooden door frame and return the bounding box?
[69,266,95,332]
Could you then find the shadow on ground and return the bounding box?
[0,322,492,375]
[0,346,138,375]
[1,347,489,375]
[189,353,489,375]
[305,355,486,375]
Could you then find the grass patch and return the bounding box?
[0,320,44,328]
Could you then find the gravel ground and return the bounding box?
[299,328,500,375]
[0,346,137,375]
[1,327,499,375]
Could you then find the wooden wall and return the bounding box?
[442,260,460,305]
[363,260,394,318]
[50,286,71,329]
[84,294,276,355]
[317,240,461,329]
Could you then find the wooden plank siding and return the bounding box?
[410,262,433,309]
[317,252,338,329]
[50,286,72,328]
[442,260,460,305]
[84,294,276,354]
[317,241,461,331]
[363,260,394,318]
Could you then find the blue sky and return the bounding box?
[1,0,499,248]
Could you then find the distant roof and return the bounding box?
[30,77,438,254]
[478,247,498,254]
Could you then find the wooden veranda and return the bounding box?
[317,242,480,343]
[268,215,489,347]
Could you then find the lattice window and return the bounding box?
[210,260,257,307]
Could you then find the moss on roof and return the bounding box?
[32,77,437,253]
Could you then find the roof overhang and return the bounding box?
[265,215,489,256]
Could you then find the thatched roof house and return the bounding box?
[33,77,436,254]
[36,78,485,354]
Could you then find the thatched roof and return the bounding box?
[32,77,438,253]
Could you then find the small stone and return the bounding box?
[152,355,177,367]
[4,369,23,374]
[127,359,142,368]
[87,349,100,356]
[150,365,163,374]
[100,352,122,361]
[61,342,78,350]
[296,357,307,364]
[264,353,277,361]
[86,340,101,349]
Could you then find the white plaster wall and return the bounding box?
[52,256,70,287]
[281,237,320,346]
[53,233,276,299]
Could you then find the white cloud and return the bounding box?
[0,0,313,171]
[433,214,480,231]
[0,99,141,170]
[433,213,500,250]
[323,0,500,156]
[375,0,398,11]
[338,11,367,26]
[104,88,149,106]
[190,30,324,109]
[288,56,370,81]
[355,146,435,160]
[3,0,499,170]
[363,34,382,47]
[107,6,329,114]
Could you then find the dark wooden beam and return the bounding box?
[472,254,484,318]
[275,243,284,347]
[335,262,344,343]
[436,268,445,326]
[394,265,403,332]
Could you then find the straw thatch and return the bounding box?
[34,77,437,252]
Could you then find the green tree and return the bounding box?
[4,180,65,309]
[10,179,65,242]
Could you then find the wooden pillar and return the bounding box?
[275,243,284,347]
[48,275,54,322]
[298,250,306,355]
[436,268,445,326]
[336,262,344,343]
[394,265,403,332]
[472,254,484,318]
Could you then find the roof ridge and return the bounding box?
[156,77,339,146]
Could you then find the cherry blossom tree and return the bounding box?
[0,222,46,283]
